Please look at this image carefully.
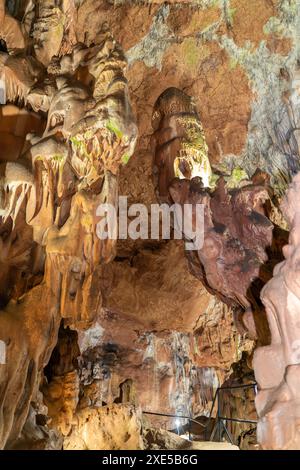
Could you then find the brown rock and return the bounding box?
[230,0,276,48]
[64,404,144,450]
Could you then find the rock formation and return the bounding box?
[0,2,137,449]
[254,172,300,450]
[151,87,287,344]
[0,0,300,452]
[151,87,212,203]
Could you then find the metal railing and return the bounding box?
[143,382,257,446]
[208,382,257,445]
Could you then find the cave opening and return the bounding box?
[44,322,80,384]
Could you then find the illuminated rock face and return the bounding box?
[0,2,137,449]
[151,88,287,345]
[0,0,300,451]
[254,173,300,450]
[151,87,212,203]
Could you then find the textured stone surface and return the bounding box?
[254,172,300,450]
[1,0,300,451]
[144,427,239,450]
[0,3,137,449]
[64,404,144,450]
[102,242,212,332]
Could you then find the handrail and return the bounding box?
[143,411,207,428]
[142,382,258,444]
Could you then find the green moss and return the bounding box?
[70,136,82,149]
[184,134,207,152]
[52,154,65,163]
[84,130,94,140]
[229,57,238,69]
[228,7,237,25]
[232,167,247,181]
[209,172,220,189]
[70,136,91,160]
[106,119,123,139]
[225,167,248,188]
[182,38,206,70]
[263,16,284,35]
[121,153,131,165]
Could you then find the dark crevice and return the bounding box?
[0,39,8,53]
[44,322,80,383]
